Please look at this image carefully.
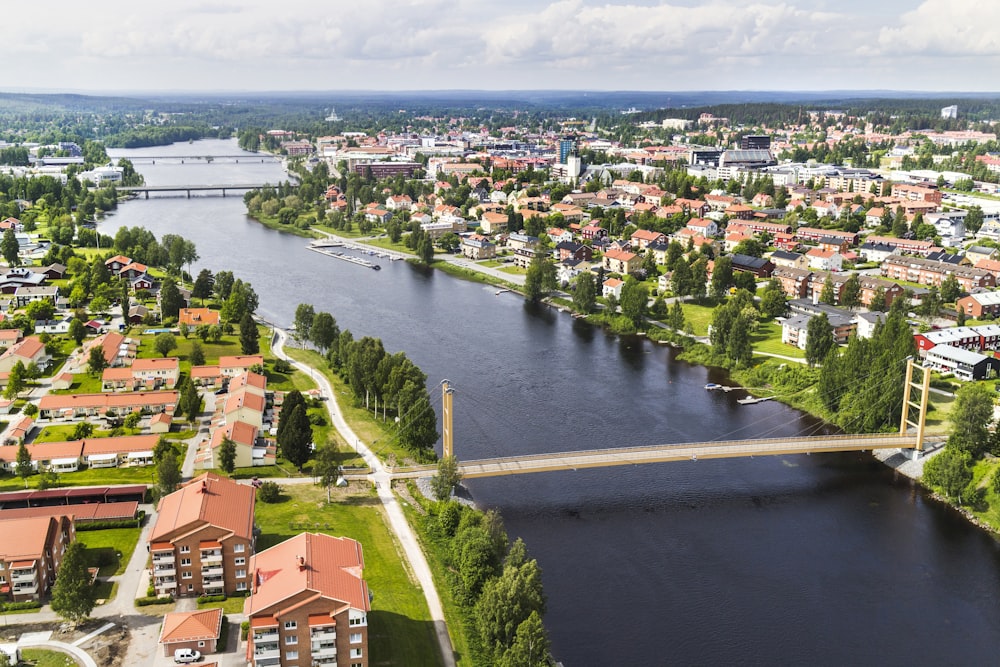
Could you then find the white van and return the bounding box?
[174,648,202,663]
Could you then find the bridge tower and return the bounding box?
[442,380,455,459]
[900,358,932,451]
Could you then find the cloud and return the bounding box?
[875,0,1000,56]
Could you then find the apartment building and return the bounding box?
[245,532,370,667]
[881,255,996,291]
[149,473,256,598]
[0,515,74,602]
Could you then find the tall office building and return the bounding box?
[558,136,576,164]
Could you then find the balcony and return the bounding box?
[200,551,223,564]
[152,553,175,564]
[311,656,338,666]
[12,583,38,595]
[153,565,176,577]
[201,565,224,577]
[11,571,36,584]
[252,631,279,644]
[310,628,336,641]
[253,645,280,660]
[311,642,338,659]
[253,658,280,667]
[156,579,177,590]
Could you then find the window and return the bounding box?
[352,664,363,667]
[182,572,192,579]
[181,558,191,566]
[285,651,298,660]
[349,615,367,626]
[284,621,297,630]
[350,648,363,658]
[198,641,205,648]
[235,557,246,566]
[233,543,245,553]
[237,582,247,592]
[187,584,193,591]
[236,569,246,579]
[180,546,190,554]
[350,633,362,644]
[285,635,298,645]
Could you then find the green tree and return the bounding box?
[15,441,32,488]
[239,313,260,355]
[72,422,94,440]
[819,274,837,305]
[870,286,889,312]
[0,228,19,267]
[279,403,312,470]
[710,255,733,299]
[667,300,686,330]
[180,378,201,421]
[293,303,315,343]
[689,257,708,300]
[497,611,551,667]
[398,391,439,454]
[475,556,546,660]
[313,441,341,504]
[805,314,834,366]
[219,437,237,475]
[189,340,205,366]
[50,542,94,625]
[159,277,183,320]
[923,448,974,503]
[191,269,214,305]
[759,280,787,318]
[966,205,985,235]
[892,207,908,238]
[4,361,25,400]
[524,256,549,303]
[948,382,995,458]
[940,274,961,303]
[67,318,85,349]
[87,346,107,376]
[619,278,648,327]
[310,312,339,352]
[572,272,596,314]
[257,480,281,503]
[670,257,691,296]
[418,235,435,264]
[431,455,463,502]
[156,450,181,498]
[841,273,862,310]
[154,332,177,358]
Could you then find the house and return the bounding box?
[461,234,496,261]
[38,391,178,420]
[781,305,856,349]
[0,329,21,351]
[881,255,996,291]
[913,325,1000,355]
[858,242,898,263]
[602,249,641,275]
[805,248,844,272]
[198,420,266,470]
[159,607,224,658]
[223,390,266,430]
[924,344,1000,381]
[0,440,84,473]
[958,292,1000,319]
[796,227,859,246]
[244,533,370,667]
[102,357,181,391]
[555,242,592,263]
[104,255,132,273]
[179,308,221,327]
[40,263,66,280]
[686,218,719,237]
[0,336,49,373]
[966,246,998,266]
[630,229,667,250]
[603,278,624,300]
[81,435,160,469]
[546,227,574,244]
[730,254,774,277]
[88,332,134,368]
[479,212,508,235]
[148,473,256,598]
[770,250,809,270]
[219,356,264,376]
[13,285,58,308]
[0,515,74,602]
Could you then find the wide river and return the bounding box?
[107,140,1000,665]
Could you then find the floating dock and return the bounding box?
[308,245,381,270]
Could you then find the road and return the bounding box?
[270,327,456,667]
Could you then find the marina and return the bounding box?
[307,244,382,269]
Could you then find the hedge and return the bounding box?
[240,621,250,640]
[136,595,174,606]
[197,594,226,604]
[76,514,145,531]
[1,601,41,611]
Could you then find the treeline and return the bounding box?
[101,125,222,148]
[293,303,439,458]
[425,501,550,666]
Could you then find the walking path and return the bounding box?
[270,327,456,667]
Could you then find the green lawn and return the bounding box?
[19,648,79,667]
[751,320,806,359]
[255,484,442,667]
[197,595,247,615]
[679,301,717,336]
[0,461,166,492]
[33,424,118,442]
[79,527,143,576]
[498,265,526,275]
[50,372,104,395]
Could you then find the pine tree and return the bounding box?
[278,404,312,470]
[16,441,32,488]
[805,313,834,366]
[841,274,862,310]
[50,542,95,624]
[239,312,260,355]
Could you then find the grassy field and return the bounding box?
[78,527,143,576]
[33,424,118,442]
[254,483,442,667]
[197,595,247,614]
[751,320,806,359]
[51,373,104,395]
[0,461,166,492]
[19,649,79,667]
[679,301,717,336]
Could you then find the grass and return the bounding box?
[79,527,142,576]
[0,461,167,492]
[497,265,526,275]
[32,425,118,442]
[19,649,79,667]
[197,595,247,615]
[679,301,717,336]
[0,605,41,616]
[751,320,806,359]
[254,483,442,667]
[50,372,104,395]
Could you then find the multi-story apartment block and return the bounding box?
[149,473,256,598]
[0,515,74,602]
[881,255,996,292]
[245,532,370,667]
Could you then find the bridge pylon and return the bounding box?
[900,358,931,451]
[442,380,455,459]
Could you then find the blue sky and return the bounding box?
[5,0,998,93]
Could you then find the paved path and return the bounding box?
[271,327,456,667]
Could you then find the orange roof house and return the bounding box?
[179,308,221,327]
[159,607,224,657]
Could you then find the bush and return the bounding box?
[240,621,250,640]
[257,481,281,503]
[197,594,227,604]
[22,403,38,417]
[76,516,143,531]
[136,595,174,606]
[273,358,292,374]
[0,600,41,611]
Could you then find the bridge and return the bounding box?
[391,361,934,480]
[121,155,277,164]
[117,183,271,198]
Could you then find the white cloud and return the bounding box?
[875,0,1000,56]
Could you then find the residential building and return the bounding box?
[149,473,256,598]
[958,292,1000,318]
[772,267,813,299]
[805,248,843,272]
[102,357,181,391]
[914,324,1000,354]
[38,391,178,420]
[924,345,1000,381]
[159,607,224,658]
[730,254,774,277]
[461,235,496,261]
[881,255,996,291]
[602,249,641,275]
[603,278,624,300]
[770,250,809,270]
[179,308,221,327]
[244,533,371,667]
[0,336,49,373]
[0,515,74,602]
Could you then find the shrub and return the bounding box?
[257,481,281,503]
[273,358,292,374]
[22,404,37,417]
[240,621,250,640]
[136,595,174,606]
[0,600,41,611]
[76,517,143,531]
[197,594,227,604]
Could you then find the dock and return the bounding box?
[309,238,406,261]
[736,396,774,405]
[307,245,381,270]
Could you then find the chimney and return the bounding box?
[200,480,207,493]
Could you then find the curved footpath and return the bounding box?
[270,327,456,667]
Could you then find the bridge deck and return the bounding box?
[389,434,918,479]
[118,184,269,192]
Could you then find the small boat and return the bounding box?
[372,265,381,271]
[704,383,722,391]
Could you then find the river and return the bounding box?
[106,140,1000,665]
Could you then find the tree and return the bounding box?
[15,441,32,488]
[733,270,757,293]
[670,257,691,296]
[948,382,995,457]
[88,295,110,316]
[923,448,974,503]
[257,480,281,503]
[154,332,177,358]
[313,441,341,504]
[239,312,260,355]
[870,286,889,312]
[159,278,183,320]
[310,312,339,352]
[50,542,94,625]
[279,403,312,470]
[69,318,86,347]
[156,450,181,498]
[892,207,908,238]
[214,270,235,300]
[293,303,315,343]
[759,280,787,318]
[418,235,435,264]
[87,346,107,376]
[431,455,463,501]
[966,205,985,235]
[805,313,834,367]
[497,611,551,667]
[399,391,439,453]
[189,340,205,366]
[619,278,648,327]
[475,556,546,660]
[191,269,214,304]
[940,274,961,303]
[841,273,862,310]
[179,378,201,421]
[572,272,596,314]
[819,274,837,305]
[524,256,549,303]
[710,255,733,299]
[689,257,708,300]
[1,228,19,267]
[4,361,25,400]
[219,437,237,475]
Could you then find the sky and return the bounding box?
[5,0,1000,93]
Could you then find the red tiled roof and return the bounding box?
[159,607,223,644]
[149,473,255,543]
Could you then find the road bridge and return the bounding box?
[117,183,270,198]
[121,155,277,163]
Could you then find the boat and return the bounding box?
[737,396,774,405]
[372,265,381,271]
[704,383,722,391]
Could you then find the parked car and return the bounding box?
[174,648,202,664]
